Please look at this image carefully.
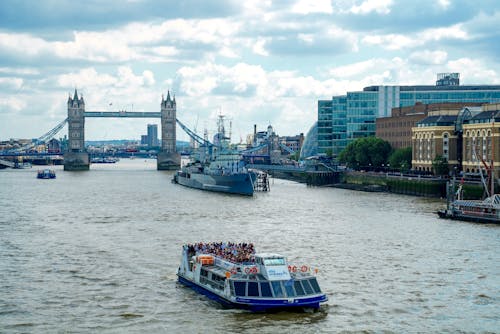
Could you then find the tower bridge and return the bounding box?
[65,90,179,171]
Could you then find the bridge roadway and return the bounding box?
[0,152,63,157]
[84,111,161,118]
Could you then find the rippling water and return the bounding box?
[1,159,498,333]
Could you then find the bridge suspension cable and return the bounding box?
[176,118,213,147]
[240,143,268,154]
[9,118,68,153]
[278,142,295,154]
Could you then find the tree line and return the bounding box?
[336,137,448,175]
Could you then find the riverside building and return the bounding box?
[377,102,483,150]
[412,103,500,177]
[318,73,500,158]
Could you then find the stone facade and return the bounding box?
[158,91,180,170]
[461,103,500,178]
[64,90,89,171]
[67,90,85,152]
[411,103,500,177]
[412,125,458,173]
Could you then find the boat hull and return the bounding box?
[177,275,327,312]
[437,209,500,224]
[174,171,255,196]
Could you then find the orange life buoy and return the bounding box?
[301,265,308,272]
[292,265,297,273]
[288,265,292,272]
[244,267,251,274]
[251,266,258,274]
[230,268,237,275]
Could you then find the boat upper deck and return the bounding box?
[184,242,256,264]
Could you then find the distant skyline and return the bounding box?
[1,0,499,142]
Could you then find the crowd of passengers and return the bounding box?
[185,242,255,263]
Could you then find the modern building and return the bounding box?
[299,122,318,160]
[377,102,483,149]
[319,73,500,158]
[146,124,159,147]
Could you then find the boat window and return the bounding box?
[271,281,284,298]
[233,281,246,297]
[230,281,235,296]
[260,282,272,297]
[284,280,296,297]
[248,282,259,297]
[263,258,286,266]
[302,279,313,295]
[308,278,321,293]
[200,269,208,277]
[294,280,305,296]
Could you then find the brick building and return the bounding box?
[377,102,482,149]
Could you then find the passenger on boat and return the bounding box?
[184,242,255,263]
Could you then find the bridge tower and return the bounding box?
[64,89,89,170]
[157,91,180,170]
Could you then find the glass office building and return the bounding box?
[318,73,500,157]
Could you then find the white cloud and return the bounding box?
[58,68,117,88]
[0,33,48,57]
[252,38,269,56]
[447,58,500,84]
[420,24,469,41]
[0,18,242,64]
[362,24,468,50]
[362,34,415,50]
[409,50,448,65]
[0,77,23,90]
[0,67,39,75]
[349,0,393,15]
[0,96,27,113]
[438,0,451,9]
[292,0,333,14]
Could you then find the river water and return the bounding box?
[0,159,498,333]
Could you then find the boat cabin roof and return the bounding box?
[254,253,284,259]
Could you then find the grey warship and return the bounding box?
[173,116,257,196]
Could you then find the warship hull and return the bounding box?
[173,170,255,196]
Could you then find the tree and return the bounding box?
[388,147,412,172]
[432,155,449,176]
[289,151,300,161]
[338,137,392,170]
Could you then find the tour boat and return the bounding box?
[438,174,500,224]
[37,169,56,179]
[177,243,328,312]
[438,191,500,224]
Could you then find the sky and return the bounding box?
[1,0,499,142]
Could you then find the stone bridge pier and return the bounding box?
[157,92,180,170]
[64,90,89,171]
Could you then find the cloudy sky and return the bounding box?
[1,0,499,142]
